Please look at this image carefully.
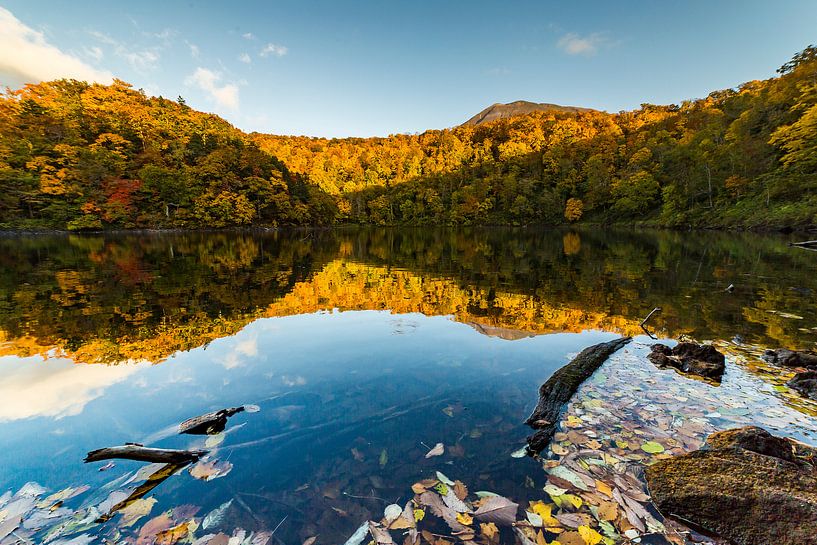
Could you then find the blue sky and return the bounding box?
[1,1,815,137]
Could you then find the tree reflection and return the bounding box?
[0,227,814,364]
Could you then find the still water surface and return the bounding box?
[0,227,815,543]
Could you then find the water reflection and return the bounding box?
[1,228,816,543]
[1,227,815,366]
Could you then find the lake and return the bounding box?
[0,227,815,544]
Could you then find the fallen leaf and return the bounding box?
[368,521,395,545]
[456,512,473,525]
[474,496,518,526]
[119,497,157,527]
[190,460,233,481]
[480,522,499,543]
[425,443,444,458]
[640,441,665,454]
[203,500,232,530]
[435,471,454,486]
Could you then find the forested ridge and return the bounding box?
[1,46,816,230]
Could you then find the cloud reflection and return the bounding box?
[0,357,144,421]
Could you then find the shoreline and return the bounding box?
[0,222,815,237]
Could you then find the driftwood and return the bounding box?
[525,337,631,452]
[84,444,207,464]
[790,240,817,252]
[640,307,661,339]
[179,406,246,435]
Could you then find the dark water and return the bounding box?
[0,227,815,543]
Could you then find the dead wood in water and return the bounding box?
[179,406,246,435]
[525,337,631,453]
[84,444,207,464]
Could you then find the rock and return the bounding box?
[648,342,725,381]
[788,370,817,400]
[704,426,805,465]
[762,349,817,369]
[646,427,817,545]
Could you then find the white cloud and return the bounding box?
[557,32,606,56]
[238,52,251,64]
[85,45,104,62]
[187,41,200,58]
[242,32,255,40]
[122,49,160,72]
[260,42,288,58]
[0,7,113,88]
[185,67,240,109]
[88,30,161,73]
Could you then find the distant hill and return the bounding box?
[462,100,593,126]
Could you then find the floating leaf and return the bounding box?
[578,525,603,545]
[456,512,473,525]
[425,443,444,458]
[379,449,388,467]
[202,499,232,530]
[480,522,499,542]
[474,496,518,526]
[435,471,454,486]
[155,521,194,545]
[383,504,402,524]
[474,491,499,498]
[119,497,157,527]
[548,466,589,491]
[413,509,425,522]
[640,441,665,454]
[368,521,394,545]
[529,502,560,526]
[190,460,233,481]
[544,484,568,497]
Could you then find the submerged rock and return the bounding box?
[648,342,725,381]
[763,348,817,369]
[788,370,817,400]
[646,427,817,545]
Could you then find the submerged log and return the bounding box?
[525,336,631,453]
[84,445,207,464]
[646,427,817,545]
[179,406,246,435]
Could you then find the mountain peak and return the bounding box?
[462,100,592,126]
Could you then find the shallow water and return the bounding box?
[0,227,815,543]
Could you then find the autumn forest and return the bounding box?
[1,46,816,231]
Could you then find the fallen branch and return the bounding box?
[179,406,247,435]
[640,307,662,339]
[525,337,631,453]
[84,444,207,464]
[789,240,817,247]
